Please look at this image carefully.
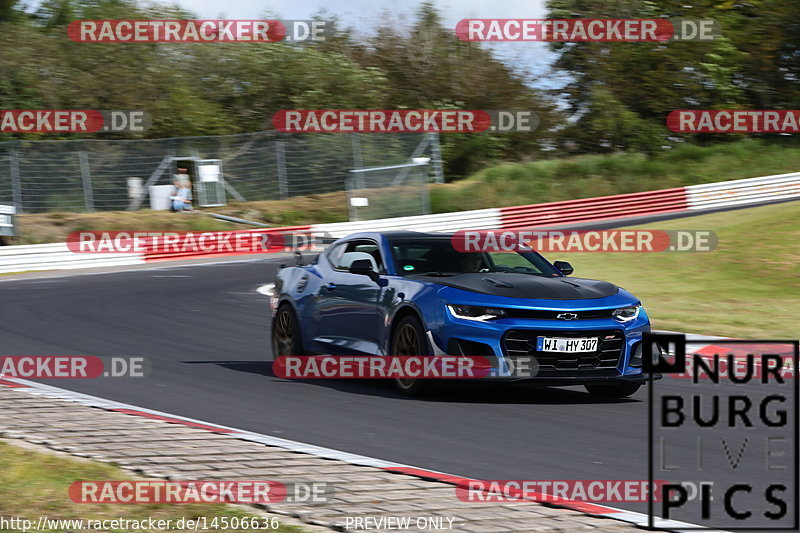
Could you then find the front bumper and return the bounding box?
[429,310,652,383]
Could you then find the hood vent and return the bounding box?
[481,276,513,288]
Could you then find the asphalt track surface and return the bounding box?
[1,258,796,529]
[1,202,797,529]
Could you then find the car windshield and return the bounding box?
[389,238,562,277]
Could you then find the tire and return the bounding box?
[271,303,305,357]
[390,314,432,397]
[584,382,642,399]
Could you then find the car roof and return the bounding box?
[342,231,453,241]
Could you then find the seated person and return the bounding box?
[459,252,488,273]
[171,182,192,211]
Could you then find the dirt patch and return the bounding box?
[10,192,349,244]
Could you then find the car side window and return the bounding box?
[334,240,385,273]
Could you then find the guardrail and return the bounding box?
[0,243,143,274]
[685,172,800,210]
[498,187,688,230]
[0,171,797,274]
[312,208,502,239]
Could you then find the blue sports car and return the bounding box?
[271,231,652,397]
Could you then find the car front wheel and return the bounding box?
[391,314,432,397]
[271,303,304,357]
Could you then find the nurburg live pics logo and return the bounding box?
[643,332,799,530]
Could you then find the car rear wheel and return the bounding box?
[584,382,641,399]
[271,303,304,357]
[391,315,431,397]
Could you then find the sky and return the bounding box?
[156,0,548,26]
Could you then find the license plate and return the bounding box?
[537,336,598,353]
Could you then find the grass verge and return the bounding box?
[0,440,305,533]
[12,193,349,245]
[430,139,800,212]
[544,202,799,339]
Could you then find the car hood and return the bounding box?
[408,272,619,300]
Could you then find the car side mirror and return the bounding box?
[554,261,573,276]
[349,259,380,282]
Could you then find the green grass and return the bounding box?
[544,202,800,339]
[430,139,800,212]
[0,440,305,533]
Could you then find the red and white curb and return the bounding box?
[0,374,730,532]
[3,171,798,275]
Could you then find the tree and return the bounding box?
[545,0,788,152]
[0,0,20,22]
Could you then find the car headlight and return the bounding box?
[447,304,507,321]
[612,305,641,323]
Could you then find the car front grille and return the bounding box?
[501,308,615,320]
[503,329,624,377]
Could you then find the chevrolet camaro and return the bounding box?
[270,231,652,397]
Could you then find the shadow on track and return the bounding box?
[182,360,642,405]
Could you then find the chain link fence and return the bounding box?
[347,161,432,221]
[0,131,443,214]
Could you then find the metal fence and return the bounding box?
[346,161,432,221]
[0,131,443,213]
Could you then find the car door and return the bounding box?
[313,239,386,354]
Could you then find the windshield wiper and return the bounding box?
[420,271,455,277]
